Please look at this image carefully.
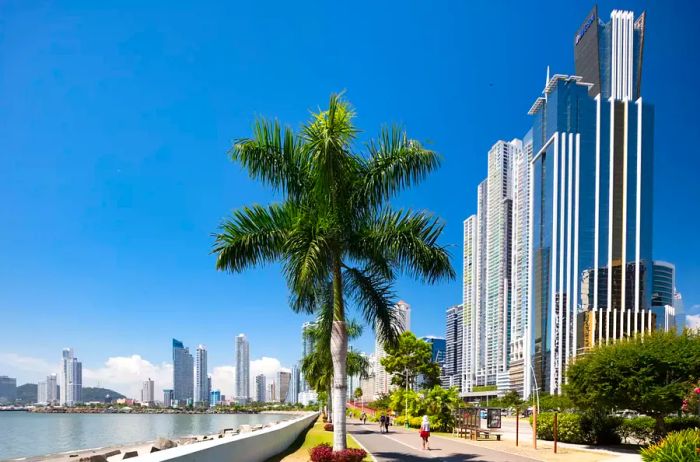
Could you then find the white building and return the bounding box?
[374,301,410,398]
[61,348,82,406]
[37,373,59,405]
[194,345,208,406]
[141,378,155,405]
[255,374,266,403]
[235,334,250,402]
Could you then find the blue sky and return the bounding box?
[1,0,698,396]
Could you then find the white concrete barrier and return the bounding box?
[133,412,318,462]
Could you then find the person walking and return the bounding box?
[384,414,391,433]
[379,414,386,433]
[419,415,431,450]
[360,412,367,424]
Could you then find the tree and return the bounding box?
[213,94,454,450]
[566,330,700,435]
[354,387,363,401]
[380,332,442,389]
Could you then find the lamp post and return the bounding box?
[405,368,409,428]
[529,362,540,449]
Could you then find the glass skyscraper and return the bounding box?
[526,8,654,396]
[194,345,209,406]
[172,338,193,404]
[61,348,82,406]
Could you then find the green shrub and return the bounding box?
[665,416,700,432]
[618,416,656,443]
[580,411,622,445]
[394,415,433,429]
[530,412,586,444]
[640,429,700,462]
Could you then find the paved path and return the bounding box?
[348,420,538,462]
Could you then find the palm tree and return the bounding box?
[213,93,454,450]
[301,312,364,423]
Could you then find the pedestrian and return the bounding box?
[384,414,390,433]
[419,415,431,450]
[360,412,367,424]
[379,414,386,433]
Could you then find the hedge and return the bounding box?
[531,412,586,444]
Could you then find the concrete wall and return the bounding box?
[134,412,318,462]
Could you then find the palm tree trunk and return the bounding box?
[331,257,348,451]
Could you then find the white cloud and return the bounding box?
[0,353,60,377]
[83,355,173,399]
[687,314,700,330]
[210,357,285,399]
[0,353,288,402]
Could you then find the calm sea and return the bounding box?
[0,411,292,460]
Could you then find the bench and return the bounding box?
[463,427,501,441]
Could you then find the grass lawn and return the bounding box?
[266,417,369,462]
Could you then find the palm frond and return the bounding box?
[212,203,295,272]
[230,119,308,199]
[343,266,400,348]
[358,126,441,207]
[358,209,456,284]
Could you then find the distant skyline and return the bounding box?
[1,1,699,395]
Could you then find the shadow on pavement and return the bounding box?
[371,451,489,461]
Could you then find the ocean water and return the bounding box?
[0,411,292,460]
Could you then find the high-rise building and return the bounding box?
[0,376,17,404]
[419,336,446,389]
[526,8,654,396]
[508,133,532,396]
[289,365,300,404]
[172,339,194,404]
[266,381,276,402]
[475,180,489,388]
[374,301,410,397]
[301,322,317,391]
[485,140,518,390]
[163,389,174,407]
[442,305,463,389]
[141,378,155,405]
[651,261,677,331]
[276,370,291,403]
[235,334,250,402]
[46,373,58,405]
[210,389,221,407]
[674,290,685,331]
[255,374,266,402]
[60,348,82,406]
[194,345,209,406]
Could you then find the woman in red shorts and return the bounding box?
[419,415,431,450]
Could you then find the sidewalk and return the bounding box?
[348,419,537,461]
[347,419,641,462]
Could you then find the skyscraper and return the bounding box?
[141,378,155,405]
[194,345,209,406]
[267,381,276,402]
[37,373,58,405]
[61,348,82,406]
[235,334,250,402]
[508,133,532,396]
[442,305,463,389]
[163,389,174,407]
[374,301,410,397]
[462,215,477,394]
[172,339,193,404]
[289,365,300,404]
[651,261,676,330]
[255,374,266,403]
[301,322,317,391]
[276,370,291,403]
[526,8,654,396]
[0,376,17,404]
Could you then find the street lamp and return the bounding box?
[405,368,409,428]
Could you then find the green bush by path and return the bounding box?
[665,416,700,432]
[530,412,586,444]
[618,416,656,443]
[640,429,700,461]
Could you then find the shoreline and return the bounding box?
[2,412,308,462]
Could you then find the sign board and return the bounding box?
[487,408,501,429]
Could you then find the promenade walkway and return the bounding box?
[347,420,538,462]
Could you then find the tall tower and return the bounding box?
[443,305,463,390]
[527,8,654,396]
[235,334,250,402]
[61,348,82,406]
[141,378,155,405]
[462,215,477,393]
[485,140,518,389]
[255,374,266,402]
[194,345,208,405]
[172,339,194,404]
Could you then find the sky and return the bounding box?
[1,0,699,399]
